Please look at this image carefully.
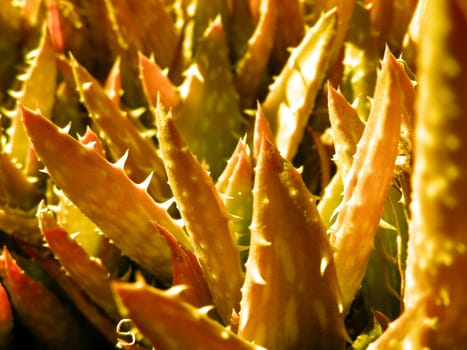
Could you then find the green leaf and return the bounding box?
[175,17,245,179]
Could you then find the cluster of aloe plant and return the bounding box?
[0,0,466,349]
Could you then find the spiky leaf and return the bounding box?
[238,134,346,349]
[330,49,403,311]
[113,279,263,350]
[156,104,243,324]
[21,106,188,282]
[262,8,337,160]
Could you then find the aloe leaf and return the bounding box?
[155,223,213,309]
[269,0,305,72]
[341,1,381,120]
[366,0,418,54]
[191,0,229,56]
[369,0,467,348]
[39,208,119,320]
[47,0,65,53]
[0,151,41,210]
[52,127,110,256]
[0,207,41,245]
[318,173,344,228]
[113,279,263,350]
[238,135,346,349]
[330,49,403,311]
[252,103,275,160]
[327,85,364,178]
[216,139,253,267]
[20,106,188,282]
[317,85,364,227]
[0,283,12,348]
[0,247,96,350]
[234,0,277,108]
[226,0,254,62]
[104,56,122,105]
[360,186,408,320]
[102,0,177,69]
[22,244,117,343]
[155,104,244,324]
[262,8,337,161]
[175,17,245,179]
[72,56,172,202]
[6,25,56,168]
[139,52,181,109]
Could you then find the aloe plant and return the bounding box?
[0,0,466,349]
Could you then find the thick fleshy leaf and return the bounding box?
[102,0,177,69]
[54,128,109,257]
[262,8,337,160]
[139,53,180,109]
[72,56,171,202]
[327,85,364,178]
[104,56,122,105]
[216,139,254,266]
[238,136,346,349]
[252,103,274,161]
[6,25,56,168]
[0,207,41,245]
[330,49,403,311]
[0,283,12,348]
[0,151,41,210]
[341,2,379,119]
[367,0,418,54]
[113,280,263,350]
[155,223,213,309]
[21,106,189,282]
[156,105,244,324]
[0,247,96,350]
[268,0,304,72]
[369,1,467,348]
[39,209,119,320]
[175,18,245,179]
[22,244,117,343]
[234,0,277,108]
[226,0,254,62]
[191,0,229,56]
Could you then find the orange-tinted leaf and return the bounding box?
[21,106,188,282]
[113,280,263,350]
[139,53,180,109]
[156,105,244,324]
[330,49,403,311]
[155,223,213,308]
[41,223,119,320]
[22,244,117,343]
[0,283,12,348]
[238,136,346,349]
[370,1,467,348]
[0,247,94,349]
[72,56,171,202]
